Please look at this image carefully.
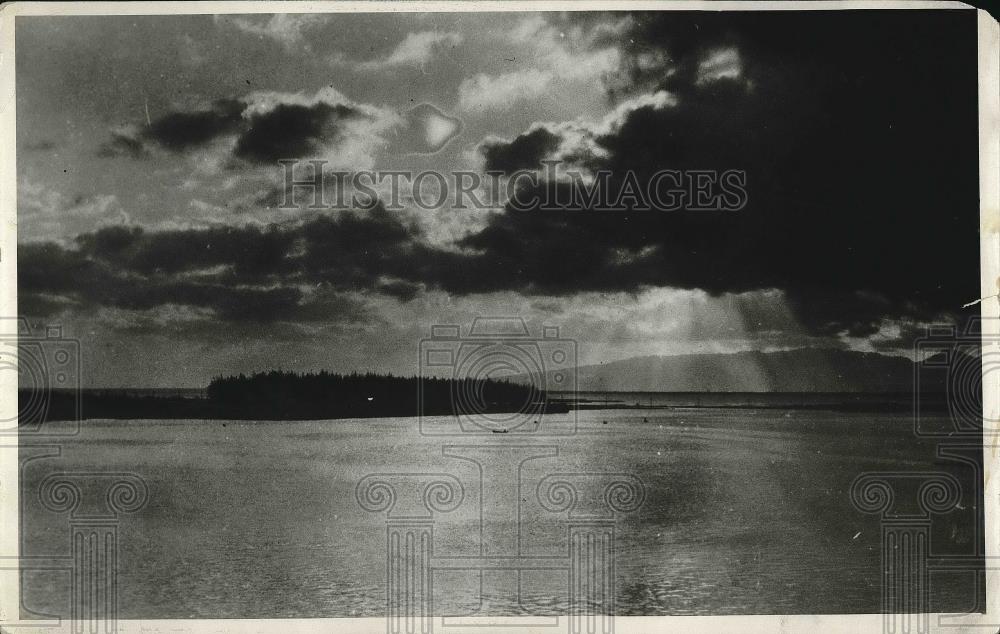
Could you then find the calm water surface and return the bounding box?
[20,408,979,618]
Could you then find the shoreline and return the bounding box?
[22,392,950,424]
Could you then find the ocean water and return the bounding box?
[557,390,915,409]
[19,407,981,618]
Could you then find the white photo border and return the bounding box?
[0,2,996,632]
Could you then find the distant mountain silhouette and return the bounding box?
[540,348,973,393]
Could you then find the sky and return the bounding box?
[15,10,981,387]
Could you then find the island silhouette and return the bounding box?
[22,371,559,423]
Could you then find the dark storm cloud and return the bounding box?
[234,102,365,164]
[96,96,367,164]
[464,10,980,335]
[29,12,980,340]
[97,129,149,159]
[75,223,297,278]
[96,100,243,158]
[374,279,422,301]
[96,99,244,158]
[18,205,422,322]
[146,98,245,151]
[480,127,561,174]
[18,240,307,322]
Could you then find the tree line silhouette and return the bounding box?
[206,370,545,419]
[22,370,549,423]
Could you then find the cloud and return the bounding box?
[146,98,245,152]
[452,12,980,336]
[27,11,981,345]
[214,14,330,53]
[242,87,402,169]
[475,91,676,174]
[19,244,318,324]
[42,13,982,338]
[97,127,149,159]
[866,318,945,354]
[73,223,298,277]
[458,69,553,113]
[97,101,245,159]
[96,87,401,170]
[480,127,561,173]
[359,31,462,70]
[18,176,130,242]
[696,47,743,85]
[234,101,366,164]
[510,16,620,81]
[457,16,622,114]
[19,206,423,322]
[599,15,752,99]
